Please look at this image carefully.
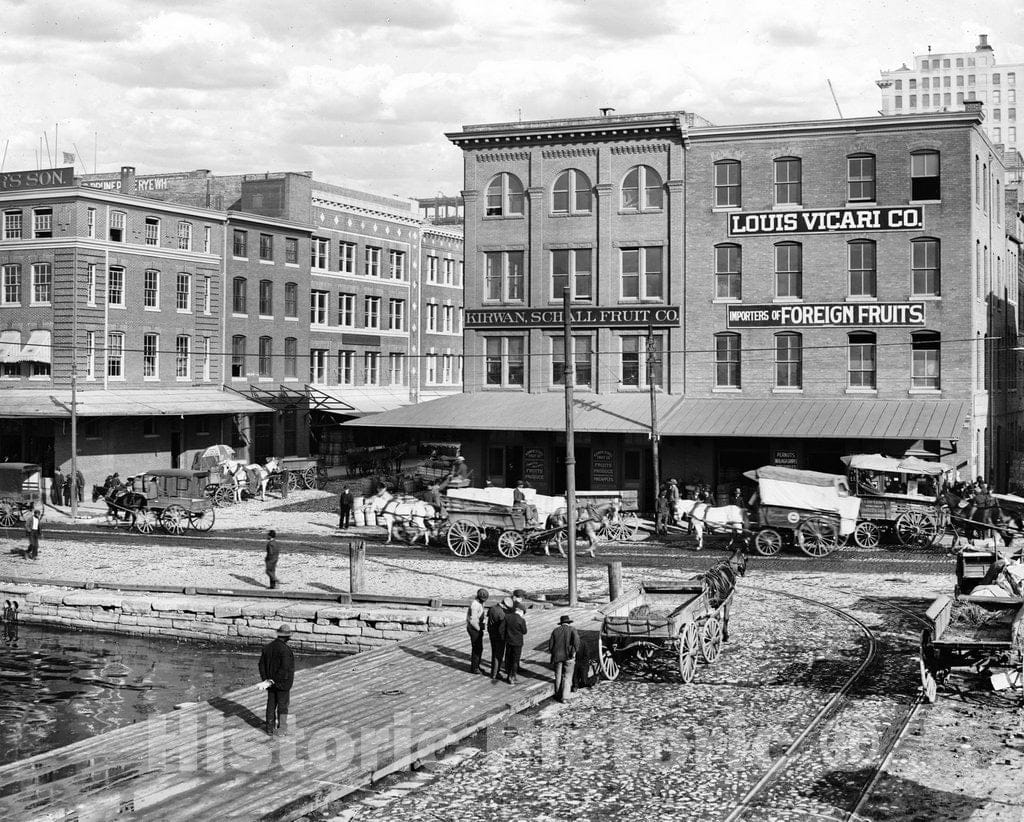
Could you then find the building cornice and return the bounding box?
[688,111,984,143]
[0,186,227,220]
[226,211,312,233]
[312,196,421,227]
[0,236,221,264]
[446,113,689,148]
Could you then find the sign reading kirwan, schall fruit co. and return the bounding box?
[728,206,923,236]
[727,302,926,328]
[464,305,680,329]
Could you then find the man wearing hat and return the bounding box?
[23,503,43,560]
[440,455,471,491]
[466,588,488,674]
[486,596,510,679]
[502,601,528,685]
[548,614,580,702]
[666,478,681,522]
[258,624,296,736]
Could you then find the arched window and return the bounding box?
[775,332,802,388]
[715,244,741,299]
[714,333,741,388]
[551,169,592,214]
[848,332,876,389]
[847,154,875,202]
[232,276,247,314]
[258,336,273,378]
[848,240,876,297]
[714,160,741,207]
[774,157,801,205]
[911,331,940,389]
[911,150,940,200]
[911,238,940,296]
[774,242,802,298]
[485,173,524,217]
[621,165,663,211]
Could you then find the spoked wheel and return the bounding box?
[896,511,938,549]
[797,517,839,558]
[0,500,18,527]
[300,467,318,489]
[447,520,482,557]
[700,617,724,664]
[853,520,882,549]
[496,529,526,559]
[677,623,699,683]
[605,514,640,541]
[214,486,236,507]
[190,508,216,532]
[753,528,783,557]
[919,656,938,703]
[133,508,158,534]
[286,472,302,492]
[598,635,620,681]
[160,505,187,535]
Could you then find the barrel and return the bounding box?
[353,506,365,527]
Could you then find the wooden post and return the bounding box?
[563,288,577,607]
[607,561,622,601]
[350,541,365,593]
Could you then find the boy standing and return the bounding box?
[265,529,280,589]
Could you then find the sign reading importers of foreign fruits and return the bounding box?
[464,305,680,329]
[728,206,924,237]
[727,302,926,328]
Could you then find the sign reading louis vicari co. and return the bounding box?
[727,302,926,329]
[728,206,923,237]
[0,166,74,192]
[464,305,681,329]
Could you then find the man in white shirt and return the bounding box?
[466,588,488,674]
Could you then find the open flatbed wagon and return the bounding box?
[0,463,43,527]
[266,456,326,493]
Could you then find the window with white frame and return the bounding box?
[259,233,273,262]
[176,272,191,311]
[552,169,593,214]
[551,335,593,387]
[339,292,355,326]
[3,210,22,240]
[258,336,273,378]
[284,282,298,318]
[178,221,192,250]
[337,350,354,385]
[364,351,380,385]
[232,229,247,257]
[144,217,160,246]
[442,304,454,333]
[911,331,940,389]
[848,240,877,297]
[426,302,438,332]
[231,335,246,378]
[285,237,298,265]
[389,250,406,280]
[484,337,525,386]
[714,333,740,388]
[775,243,802,298]
[714,161,741,207]
[284,337,297,379]
[232,277,247,314]
[912,238,940,296]
[107,332,125,378]
[715,244,741,299]
[87,264,97,305]
[427,255,439,283]
[443,258,454,285]
[309,349,328,384]
[457,261,464,286]
[388,298,405,331]
[484,250,525,302]
[311,236,329,269]
[847,154,876,202]
[310,290,329,325]
[774,157,802,205]
[33,208,53,238]
[621,335,663,387]
[621,165,663,211]
[107,266,125,307]
[339,241,356,273]
[176,335,191,379]
[364,296,381,329]
[848,331,876,388]
[31,263,52,304]
[911,150,941,200]
[85,331,96,379]
[86,209,96,239]
[203,276,211,314]
[2,264,21,304]
[425,353,437,384]
[203,226,211,254]
[443,353,457,384]
[109,211,126,242]
[775,332,802,388]
[202,337,211,381]
[551,248,592,301]
[144,269,160,308]
[259,279,273,316]
[389,353,405,385]
[143,333,158,378]
[365,246,381,277]
[620,247,663,300]
[485,173,525,217]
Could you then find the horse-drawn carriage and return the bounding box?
[743,466,861,557]
[0,463,43,527]
[842,454,954,548]
[134,469,216,534]
[345,445,405,478]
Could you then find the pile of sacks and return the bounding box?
[970,557,1024,599]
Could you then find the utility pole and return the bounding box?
[562,288,577,606]
[70,248,79,520]
[648,324,660,509]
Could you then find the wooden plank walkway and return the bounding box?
[0,604,597,822]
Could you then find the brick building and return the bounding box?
[353,107,1022,505]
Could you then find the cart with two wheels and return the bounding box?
[0,463,43,527]
[266,456,326,494]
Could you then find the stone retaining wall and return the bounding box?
[0,582,463,653]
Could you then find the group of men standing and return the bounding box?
[50,468,85,506]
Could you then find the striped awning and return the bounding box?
[16,330,51,364]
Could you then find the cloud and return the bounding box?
[552,0,675,41]
[764,22,824,48]
[0,0,141,42]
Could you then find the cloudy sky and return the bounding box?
[1,0,1022,199]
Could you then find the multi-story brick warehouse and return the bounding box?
[351,107,1022,505]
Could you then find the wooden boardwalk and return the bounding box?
[0,604,596,822]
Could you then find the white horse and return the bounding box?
[675,499,749,551]
[219,457,280,502]
[370,489,437,545]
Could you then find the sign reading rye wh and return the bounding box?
[0,166,74,192]
[464,305,681,329]
[728,206,924,236]
[727,302,926,328]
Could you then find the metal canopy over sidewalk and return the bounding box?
[0,388,271,418]
[346,392,969,441]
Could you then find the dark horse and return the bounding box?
[91,484,147,526]
[940,487,1021,547]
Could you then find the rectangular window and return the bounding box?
[177,221,192,251]
[31,263,52,304]
[86,208,96,239]
[142,333,158,378]
[203,226,211,254]
[911,151,941,200]
[912,239,940,296]
[144,217,160,246]
[202,337,211,381]
[232,277,247,314]
[231,336,246,378]
[389,353,406,385]
[849,241,877,297]
[714,161,741,207]
[3,210,22,240]
[259,279,273,316]
[847,155,875,202]
[285,237,298,265]
[144,269,160,308]
[443,305,454,333]
[715,335,741,388]
[364,351,380,385]
[176,335,191,379]
[912,335,940,389]
[337,350,354,385]
[109,211,126,242]
[443,258,454,285]
[775,334,802,388]
[311,237,329,269]
[425,353,437,384]
[283,282,298,318]
[107,332,124,378]
[774,158,802,205]
[715,245,741,299]
[85,331,96,379]
[484,251,525,302]
[848,335,876,389]
[339,293,355,327]
[30,208,52,239]
[203,276,211,314]
[388,298,405,331]
[485,337,525,387]
[426,302,438,332]
[365,246,381,277]
[232,229,247,257]
[364,296,380,329]
[620,247,663,300]
[551,336,593,387]
[427,255,439,283]
[309,349,328,384]
[310,290,329,325]
[176,272,191,311]
[259,233,273,261]
[909,94,917,107]
[550,248,593,301]
[389,250,406,280]
[620,335,663,388]
[284,338,297,379]
[2,265,21,304]
[87,264,97,305]
[339,241,356,273]
[107,266,125,307]
[894,96,903,110]
[775,244,802,298]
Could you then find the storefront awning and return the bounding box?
[308,385,414,417]
[0,330,20,363]
[0,387,272,418]
[16,330,51,364]
[346,393,969,441]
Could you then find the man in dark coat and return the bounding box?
[264,529,280,589]
[486,596,509,679]
[502,603,528,685]
[75,469,84,502]
[548,614,580,702]
[338,486,354,529]
[52,469,64,505]
[258,624,296,736]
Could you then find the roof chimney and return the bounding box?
[976,34,992,51]
[964,100,985,119]
[119,166,137,195]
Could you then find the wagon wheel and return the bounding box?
[797,517,839,558]
[919,655,938,703]
[0,499,17,527]
[700,617,724,664]
[160,504,187,535]
[677,623,699,683]
[605,514,639,541]
[203,484,219,502]
[753,528,783,557]
[190,508,216,532]
[853,520,882,549]
[446,520,482,557]
[597,635,620,681]
[286,471,302,492]
[214,486,236,507]
[895,511,938,549]
[133,508,158,534]
[497,529,526,559]
[300,466,318,489]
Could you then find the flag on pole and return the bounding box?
[62,151,76,165]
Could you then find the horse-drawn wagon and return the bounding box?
[268,456,326,493]
[597,555,744,683]
[0,463,43,527]
[842,454,953,548]
[134,469,216,534]
[413,441,462,486]
[743,466,860,558]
